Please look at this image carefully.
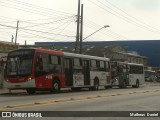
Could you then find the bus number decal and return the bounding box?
[46,75,52,80]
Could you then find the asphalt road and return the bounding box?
[0,85,160,120]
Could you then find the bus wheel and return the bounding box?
[52,79,60,93]
[26,89,36,94]
[93,79,99,90]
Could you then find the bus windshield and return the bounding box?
[7,50,34,77]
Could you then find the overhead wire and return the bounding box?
[0,0,135,43]
[0,0,73,18]
[104,0,160,31]
[0,23,75,38]
[0,0,77,44]
[83,18,129,40]
[21,16,75,28]
[19,19,76,41]
[88,0,160,35]
[6,0,73,16]
[49,20,74,42]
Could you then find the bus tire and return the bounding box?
[93,78,99,90]
[26,88,36,94]
[51,79,60,93]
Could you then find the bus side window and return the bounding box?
[36,54,43,71]
[106,62,109,71]
[49,55,61,73]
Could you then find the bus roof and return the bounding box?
[9,48,110,61]
[128,62,143,66]
[144,70,155,72]
[111,61,143,66]
[64,52,110,61]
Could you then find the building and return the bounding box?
[34,40,159,67]
[31,42,148,66]
[0,41,19,52]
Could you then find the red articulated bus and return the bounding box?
[4,48,111,94]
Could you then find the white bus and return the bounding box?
[128,63,144,88]
[111,62,144,88]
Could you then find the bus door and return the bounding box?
[64,58,73,86]
[83,60,90,85]
[118,64,128,86]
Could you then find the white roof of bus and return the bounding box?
[128,62,143,66]
[112,61,143,66]
[144,70,155,72]
[63,52,110,61]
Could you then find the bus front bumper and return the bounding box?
[4,79,36,89]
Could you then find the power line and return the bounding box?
[0,1,72,18]
[83,19,129,40]
[21,27,75,38]
[22,16,75,28]
[20,18,76,37]
[0,23,75,37]
[6,0,73,16]
[50,20,73,41]
[21,16,74,24]
[19,19,75,40]
[0,0,74,19]
[104,0,160,33]
[97,0,160,34]
[88,0,160,35]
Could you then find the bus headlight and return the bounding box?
[5,79,9,82]
[28,78,32,81]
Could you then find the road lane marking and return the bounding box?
[0,89,160,111]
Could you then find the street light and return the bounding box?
[79,25,110,54]
[83,25,110,40]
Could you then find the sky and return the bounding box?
[0,0,160,45]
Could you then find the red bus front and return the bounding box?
[5,49,36,92]
[5,48,65,94]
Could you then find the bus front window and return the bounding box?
[7,51,33,77]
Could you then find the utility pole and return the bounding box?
[11,35,14,43]
[75,0,80,53]
[25,40,27,47]
[15,20,19,45]
[79,4,83,54]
